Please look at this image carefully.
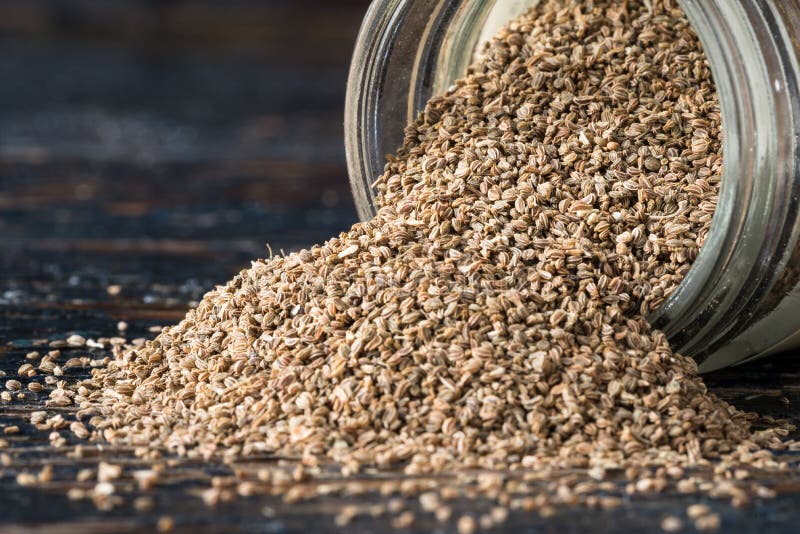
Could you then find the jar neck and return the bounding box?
[650,0,800,370]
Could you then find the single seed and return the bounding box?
[134,496,155,512]
[67,488,86,501]
[66,335,86,347]
[157,516,175,533]
[490,507,509,525]
[694,513,721,532]
[94,482,115,496]
[687,504,712,519]
[97,462,122,482]
[38,464,54,484]
[435,506,453,522]
[392,511,415,529]
[70,422,90,440]
[661,516,684,532]
[107,285,122,296]
[457,515,477,534]
[644,157,661,172]
[77,468,94,482]
[16,472,37,487]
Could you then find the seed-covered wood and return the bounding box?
[4,0,797,531]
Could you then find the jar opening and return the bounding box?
[345,0,800,371]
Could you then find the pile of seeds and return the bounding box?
[6,0,799,531]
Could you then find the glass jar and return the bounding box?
[344,0,800,373]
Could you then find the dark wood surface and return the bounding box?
[2,2,800,532]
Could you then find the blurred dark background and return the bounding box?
[0,0,368,314]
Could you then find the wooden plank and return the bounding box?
[0,0,371,59]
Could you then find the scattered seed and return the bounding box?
[77,468,95,482]
[134,496,155,512]
[661,515,684,532]
[107,285,122,296]
[67,488,86,501]
[687,504,712,519]
[66,335,86,347]
[457,515,477,534]
[435,506,453,522]
[97,462,122,482]
[694,513,721,532]
[392,511,415,529]
[156,516,175,533]
[16,472,37,487]
[70,421,90,440]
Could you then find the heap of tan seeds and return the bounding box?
[5,0,799,531]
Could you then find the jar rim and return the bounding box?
[650,0,800,370]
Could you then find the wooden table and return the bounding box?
[2,1,800,532]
